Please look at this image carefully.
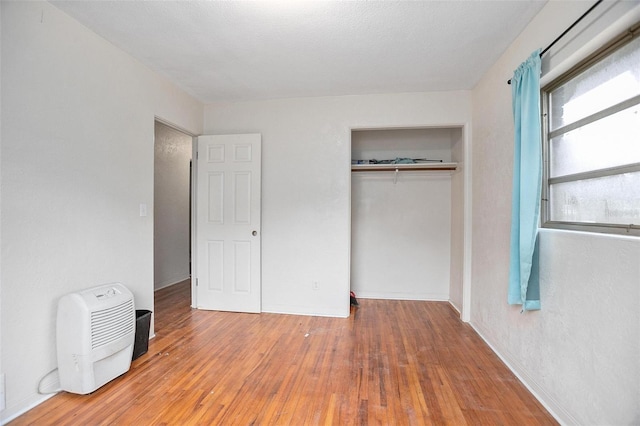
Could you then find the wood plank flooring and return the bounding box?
[11,280,557,425]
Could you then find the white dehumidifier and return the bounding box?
[56,283,135,394]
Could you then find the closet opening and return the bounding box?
[350,127,465,313]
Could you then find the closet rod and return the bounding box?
[351,166,457,172]
[507,0,603,85]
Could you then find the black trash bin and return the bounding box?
[132,309,152,361]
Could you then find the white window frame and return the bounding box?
[541,23,640,237]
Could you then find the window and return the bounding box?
[541,25,640,236]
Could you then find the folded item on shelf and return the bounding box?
[352,158,444,165]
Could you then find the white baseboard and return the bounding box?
[154,276,190,291]
[1,392,57,425]
[354,292,449,301]
[262,303,349,318]
[470,320,572,426]
[448,300,461,315]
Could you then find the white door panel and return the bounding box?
[196,134,261,313]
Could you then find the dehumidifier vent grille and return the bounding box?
[91,299,135,350]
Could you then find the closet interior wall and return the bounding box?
[350,128,463,302]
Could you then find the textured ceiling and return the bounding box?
[50,0,547,103]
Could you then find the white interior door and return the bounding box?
[195,134,261,313]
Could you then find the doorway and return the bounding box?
[153,120,193,316]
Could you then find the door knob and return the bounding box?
[252,230,257,236]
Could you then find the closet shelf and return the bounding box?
[351,162,457,172]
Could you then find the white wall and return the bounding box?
[449,129,465,312]
[351,128,454,162]
[470,1,640,424]
[203,92,471,317]
[154,122,192,290]
[0,2,3,412]
[351,172,451,300]
[0,1,203,421]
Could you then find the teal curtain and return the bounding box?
[508,50,542,311]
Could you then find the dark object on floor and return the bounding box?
[350,291,359,306]
[133,310,152,360]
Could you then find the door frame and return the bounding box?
[153,116,198,311]
[190,131,198,308]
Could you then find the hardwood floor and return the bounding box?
[11,280,557,425]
